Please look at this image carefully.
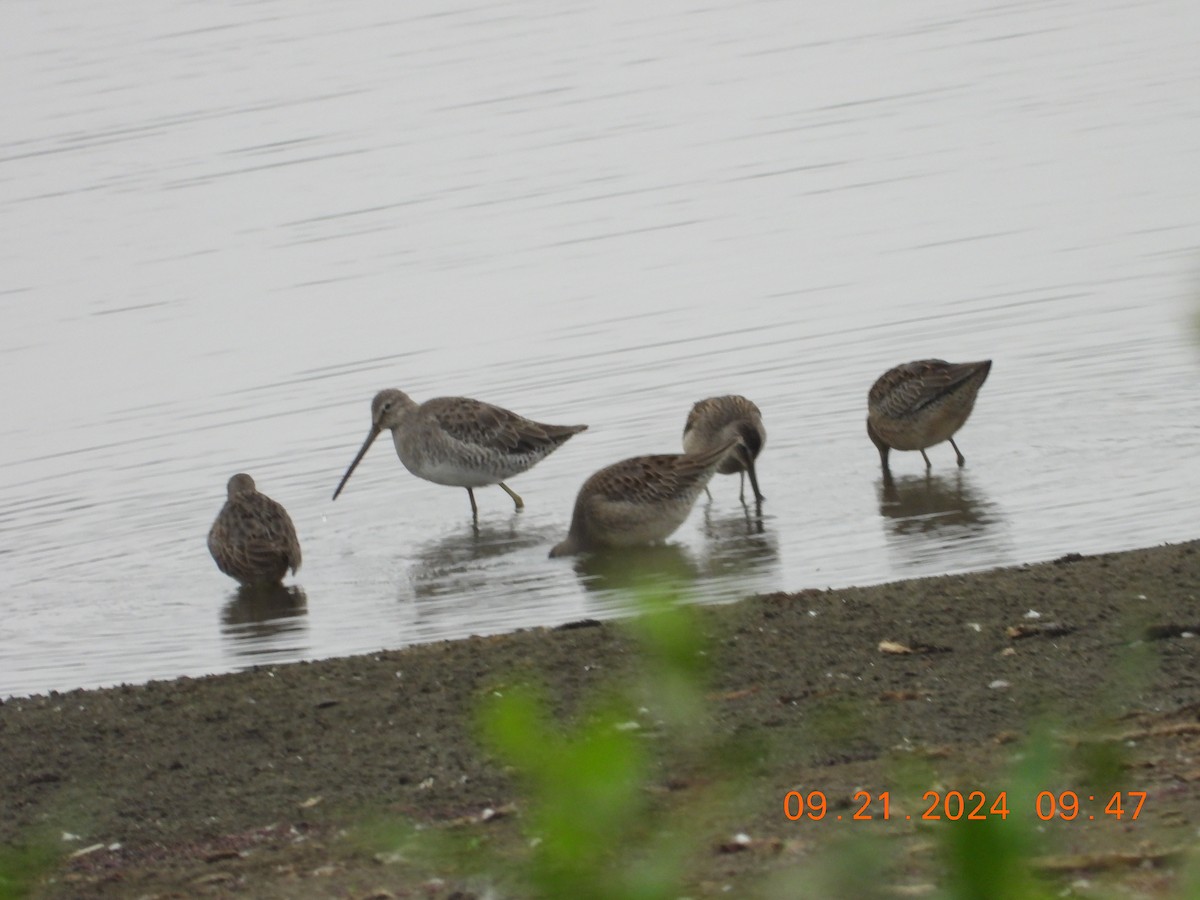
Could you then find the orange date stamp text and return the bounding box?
[782,790,1146,822]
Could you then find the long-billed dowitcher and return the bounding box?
[682,395,766,504]
[549,437,740,557]
[866,359,992,477]
[332,389,587,518]
[208,473,302,585]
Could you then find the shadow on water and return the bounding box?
[220,584,309,662]
[876,471,1011,571]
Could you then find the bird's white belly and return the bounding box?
[392,437,492,487]
[393,429,519,487]
[405,457,497,488]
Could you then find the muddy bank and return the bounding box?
[2,541,1199,897]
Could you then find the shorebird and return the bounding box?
[866,359,992,477]
[549,437,739,557]
[208,473,302,585]
[332,389,587,518]
[682,395,766,504]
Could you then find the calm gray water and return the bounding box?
[3,1,1199,698]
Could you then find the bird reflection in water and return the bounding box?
[697,504,779,581]
[220,584,309,661]
[568,504,780,605]
[876,471,1008,570]
[571,543,700,597]
[409,516,552,600]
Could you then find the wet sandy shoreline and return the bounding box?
[3,540,1199,897]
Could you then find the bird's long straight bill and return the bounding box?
[332,427,381,500]
[745,456,763,503]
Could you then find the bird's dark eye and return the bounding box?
[382,402,391,412]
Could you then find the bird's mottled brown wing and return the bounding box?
[869,360,984,419]
[684,396,764,460]
[683,395,759,437]
[207,515,237,578]
[719,395,762,422]
[424,396,585,455]
[584,455,691,504]
[586,439,737,504]
[245,493,302,575]
[682,398,714,440]
[209,492,301,582]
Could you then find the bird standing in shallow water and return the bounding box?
[866,359,992,478]
[208,474,301,585]
[332,389,587,519]
[682,395,766,504]
[549,437,739,557]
